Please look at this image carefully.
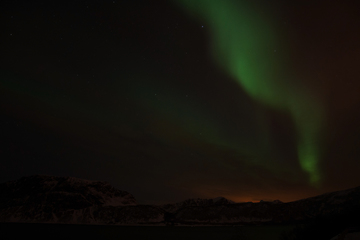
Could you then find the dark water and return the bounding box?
[0,223,295,240]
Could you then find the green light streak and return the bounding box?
[175,0,323,186]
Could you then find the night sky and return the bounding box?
[1,0,360,204]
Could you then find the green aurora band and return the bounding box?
[175,0,324,186]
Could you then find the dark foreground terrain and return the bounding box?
[2,176,360,239]
[0,223,295,240]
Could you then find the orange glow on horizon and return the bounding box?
[192,184,323,204]
[224,192,318,203]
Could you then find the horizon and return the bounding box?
[1,174,356,205]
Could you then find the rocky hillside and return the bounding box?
[170,187,360,224]
[1,175,360,225]
[0,175,163,224]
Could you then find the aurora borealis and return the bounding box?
[1,0,360,204]
[174,0,324,186]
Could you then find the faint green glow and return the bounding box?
[299,145,320,186]
[175,0,323,186]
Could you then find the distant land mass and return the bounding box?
[1,175,360,227]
